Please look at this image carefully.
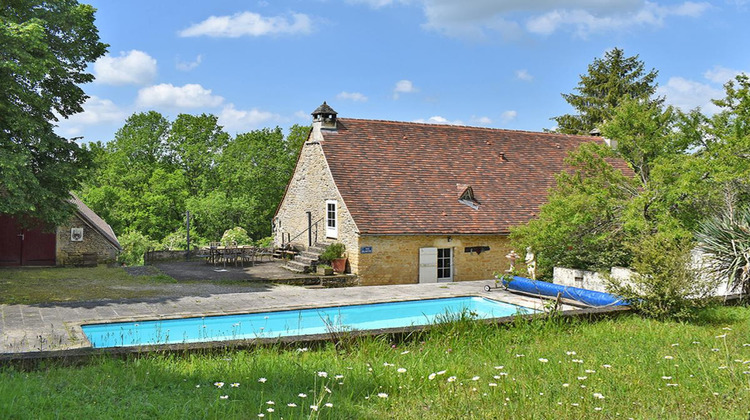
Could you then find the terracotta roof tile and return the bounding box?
[321,118,620,235]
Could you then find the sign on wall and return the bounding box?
[360,246,372,254]
[70,228,83,242]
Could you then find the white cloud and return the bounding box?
[179,11,313,37]
[415,0,709,39]
[55,96,126,137]
[393,79,417,99]
[336,91,368,102]
[704,65,744,84]
[177,55,203,71]
[347,0,399,7]
[657,77,722,114]
[516,69,533,81]
[413,115,464,125]
[500,110,518,123]
[471,116,493,125]
[93,50,157,86]
[136,83,224,108]
[218,104,280,132]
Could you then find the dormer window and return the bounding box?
[458,186,480,210]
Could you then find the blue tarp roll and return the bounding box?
[501,276,628,307]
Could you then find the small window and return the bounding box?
[458,186,480,210]
[437,248,452,280]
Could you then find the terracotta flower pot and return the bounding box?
[331,257,347,274]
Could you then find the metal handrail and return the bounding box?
[284,216,324,248]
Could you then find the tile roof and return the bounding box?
[321,118,618,235]
[70,194,121,249]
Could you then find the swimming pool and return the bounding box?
[82,296,536,348]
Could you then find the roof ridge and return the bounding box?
[338,117,601,140]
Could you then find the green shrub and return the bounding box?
[220,227,251,245]
[254,236,273,247]
[117,231,157,266]
[605,232,715,320]
[319,242,346,263]
[160,227,205,250]
[696,206,750,296]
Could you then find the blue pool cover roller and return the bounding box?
[501,276,628,307]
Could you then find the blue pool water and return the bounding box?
[82,296,535,348]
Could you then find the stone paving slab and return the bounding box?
[0,280,576,354]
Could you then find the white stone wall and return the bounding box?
[274,139,360,271]
[552,267,612,292]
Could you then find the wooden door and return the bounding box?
[0,215,22,266]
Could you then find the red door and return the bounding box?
[0,215,56,266]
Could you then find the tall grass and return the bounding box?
[1,306,749,419]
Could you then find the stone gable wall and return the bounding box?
[274,140,360,270]
[56,214,119,265]
[356,234,513,285]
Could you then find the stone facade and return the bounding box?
[356,234,513,285]
[274,139,359,262]
[56,213,119,265]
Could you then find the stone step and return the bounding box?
[307,245,327,254]
[282,261,308,273]
[299,251,321,260]
[295,255,317,265]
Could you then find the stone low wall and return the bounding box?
[144,249,201,264]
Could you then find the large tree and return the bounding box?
[553,48,660,135]
[0,0,107,226]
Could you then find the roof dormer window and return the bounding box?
[458,186,480,210]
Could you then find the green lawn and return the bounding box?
[1,306,749,419]
[0,266,176,305]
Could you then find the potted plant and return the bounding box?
[320,242,347,273]
[317,264,334,276]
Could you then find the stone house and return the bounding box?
[274,103,614,286]
[0,194,121,266]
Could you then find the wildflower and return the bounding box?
[195,385,200,388]
[566,351,577,355]
[595,407,603,411]
[661,376,672,380]
[489,383,498,387]
[585,369,595,373]
[266,401,274,405]
[335,374,344,379]
[743,343,750,347]
[324,386,332,393]
[287,403,297,407]
[436,370,447,375]
[572,359,584,364]
[214,382,225,388]
[471,376,480,381]
[298,393,307,398]
[539,358,549,363]
[712,348,720,352]
[377,393,388,398]
[562,383,570,387]
[397,368,407,373]
[671,343,679,347]
[325,403,333,407]
[428,373,436,380]
[593,393,604,399]
[716,334,727,339]
[297,347,309,352]
[577,376,587,380]
[664,356,674,360]
[498,372,508,376]
[493,366,504,370]
[692,341,701,344]
[258,414,264,418]
[401,350,410,354]
[310,405,318,411]
[515,354,525,358]
[220,395,229,400]
[447,376,457,382]
[722,327,732,330]
[666,383,679,387]
[718,366,728,370]
[571,403,580,407]
[266,408,274,413]
[258,377,267,383]
[318,371,328,377]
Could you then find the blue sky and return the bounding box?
[56,0,750,142]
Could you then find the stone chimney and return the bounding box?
[590,127,617,150]
[310,102,338,142]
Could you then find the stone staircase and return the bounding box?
[281,242,330,274]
